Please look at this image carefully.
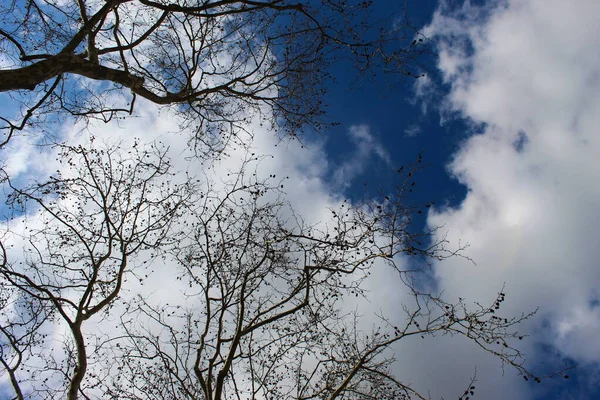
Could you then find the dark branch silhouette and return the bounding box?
[0,147,572,399]
[0,0,428,150]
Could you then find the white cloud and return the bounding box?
[415,0,600,397]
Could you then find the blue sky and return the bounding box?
[321,0,468,206]
[1,0,600,399]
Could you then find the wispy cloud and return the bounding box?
[404,124,422,137]
[333,124,392,187]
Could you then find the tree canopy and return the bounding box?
[0,142,556,399]
[0,0,425,150]
[0,1,571,399]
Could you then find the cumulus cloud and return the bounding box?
[414,0,600,397]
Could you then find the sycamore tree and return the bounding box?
[0,140,565,400]
[0,0,427,151]
[0,1,572,399]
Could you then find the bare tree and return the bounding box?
[0,140,194,399]
[0,0,427,149]
[0,2,572,399]
[0,142,571,399]
[12,152,554,400]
